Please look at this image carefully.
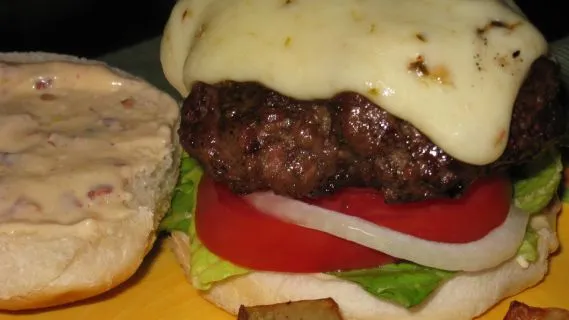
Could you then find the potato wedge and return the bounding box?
[237,298,343,320]
[503,301,569,320]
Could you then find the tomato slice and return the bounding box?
[196,178,395,273]
[195,177,511,273]
[305,178,512,243]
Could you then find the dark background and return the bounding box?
[0,0,176,57]
[0,0,567,58]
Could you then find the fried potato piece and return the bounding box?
[237,298,344,320]
[503,301,569,320]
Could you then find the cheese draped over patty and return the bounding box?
[160,0,547,165]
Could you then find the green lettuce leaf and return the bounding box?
[516,228,539,264]
[160,153,250,290]
[513,149,562,214]
[512,149,562,263]
[159,153,203,233]
[329,263,453,308]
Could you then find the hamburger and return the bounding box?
[159,0,567,319]
[0,52,181,309]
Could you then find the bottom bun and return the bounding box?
[169,210,559,320]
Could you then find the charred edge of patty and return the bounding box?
[178,56,566,203]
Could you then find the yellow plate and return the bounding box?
[1,208,567,320]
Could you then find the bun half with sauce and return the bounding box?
[159,1,567,319]
[0,52,181,310]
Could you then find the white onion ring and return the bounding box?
[245,192,529,272]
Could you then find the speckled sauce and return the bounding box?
[0,61,179,235]
[161,0,547,165]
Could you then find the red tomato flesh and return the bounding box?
[306,178,512,243]
[195,177,511,273]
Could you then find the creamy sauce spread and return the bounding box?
[161,0,547,165]
[0,61,179,235]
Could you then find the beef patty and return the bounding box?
[179,57,566,203]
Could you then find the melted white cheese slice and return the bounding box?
[161,0,547,165]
